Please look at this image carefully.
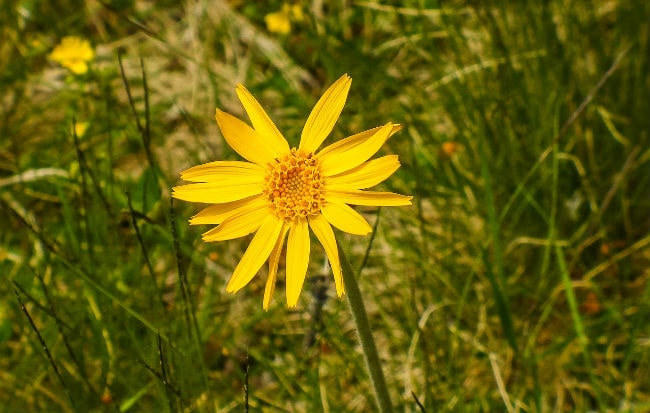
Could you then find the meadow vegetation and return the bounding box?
[1,1,649,411]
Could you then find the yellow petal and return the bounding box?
[226,215,284,293]
[201,203,271,242]
[215,109,281,166]
[327,190,413,206]
[235,85,290,155]
[317,124,401,159]
[318,123,394,176]
[308,215,344,296]
[325,155,401,190]
[321,202,372,235]
[264,223,289,310]
[172,181,262,204]
[299,74,352,153]
[286,218,310,307]
[180,160,264,183]
[190,195,265,225]
[67,60,88,74]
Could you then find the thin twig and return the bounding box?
[13,282,75,411]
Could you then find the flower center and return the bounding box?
[264,148,324,221]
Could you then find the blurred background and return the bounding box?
[1,0,649,411]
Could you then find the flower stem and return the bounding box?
[338,243,394,413]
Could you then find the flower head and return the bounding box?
[49,36,94,74]
[173,74,411,309]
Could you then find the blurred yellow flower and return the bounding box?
[173,74,411,309]
[72,122,89,137]
[265,3,304,34]
[288,4,304,22]
[49,36,94,74]
[265,11,291,34]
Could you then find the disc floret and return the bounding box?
[264,148,324,220]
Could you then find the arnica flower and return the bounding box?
[49,36,94,75]
[173,74,411,309]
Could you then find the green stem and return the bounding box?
[338,243,394,413]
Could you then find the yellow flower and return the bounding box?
[288,4,304,22]
[49,36,94,74]
[264,3,304,34]
[173,74,411,309]
[72,122,89,137]
[265,10,291,34]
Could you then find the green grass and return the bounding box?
[2,0,649,411]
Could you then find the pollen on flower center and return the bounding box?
[264,148,324,220]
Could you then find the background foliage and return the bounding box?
[1,0,649,411]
